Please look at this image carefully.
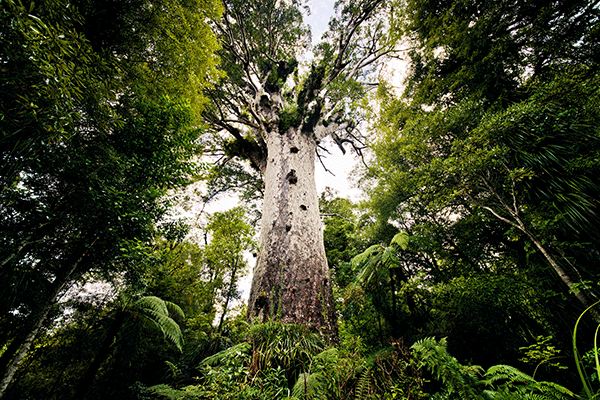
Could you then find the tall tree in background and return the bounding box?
[366,0,600,320]
[204,0,399,337]
[0,0,221,395]
[204,208,255,333]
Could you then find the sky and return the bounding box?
[304,0,336,44]
[304,0,364,200]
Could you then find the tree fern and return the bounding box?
[483,364,576,400]
[346,232,410,299]
[131,296,185,352]
[72,295,186,399]
[411,337,483,399]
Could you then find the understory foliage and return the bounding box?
[132,324,580,400]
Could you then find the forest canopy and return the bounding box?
[1,0,600,399]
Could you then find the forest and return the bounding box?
[1,0,600,399]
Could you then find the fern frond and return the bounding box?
[292,372,326,399]
[346,250,383,299]
[536,381,576,399]
[411,337,482,398]
[313,348,338,364]
[355,256,382,283]
[484,364,576,400]
[351,244,384,269]
[165,300,185,322]
[134,296,169,316]
[165,360,181,379]
[484,364,535,386]
[390,231,410,250]
[133,297,184,351]
[199,341,252,367]
[355,367,373,400]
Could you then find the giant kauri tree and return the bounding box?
[203,0,399,337]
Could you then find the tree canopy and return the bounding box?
[0,0,222,394]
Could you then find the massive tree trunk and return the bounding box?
[205,0,393,340]
[247,126,337,337]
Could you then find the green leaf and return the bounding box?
[390,231,409,250]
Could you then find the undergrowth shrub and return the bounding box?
[248,320,325,386]
[136,323,576,400]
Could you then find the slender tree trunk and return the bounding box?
[247,126,338,338]
[0,337,21,378]
[0,274,70,397]
[520,228,600,323]
[0,240,95,398]
[475,186,600,323]
[217,263,238,333]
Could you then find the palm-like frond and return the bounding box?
[165,300,185,323]
[199,341,252,367]
[390,231,410,250]
[483,365,535,386]
[351,244,384,270]
[346,246,386,299]
[346,232,410,299]
[131,296,185,352]
[483,364,576,400]
[134,296,169,315]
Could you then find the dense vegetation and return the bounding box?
[1,0,599,399]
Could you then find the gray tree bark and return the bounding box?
[0,272,71,398]
[247,126,337,337]
[474,177,600,323]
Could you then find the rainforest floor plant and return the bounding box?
[573,300,600,399]
[136,323,580,400]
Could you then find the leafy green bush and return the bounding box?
[139,324,578,400]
